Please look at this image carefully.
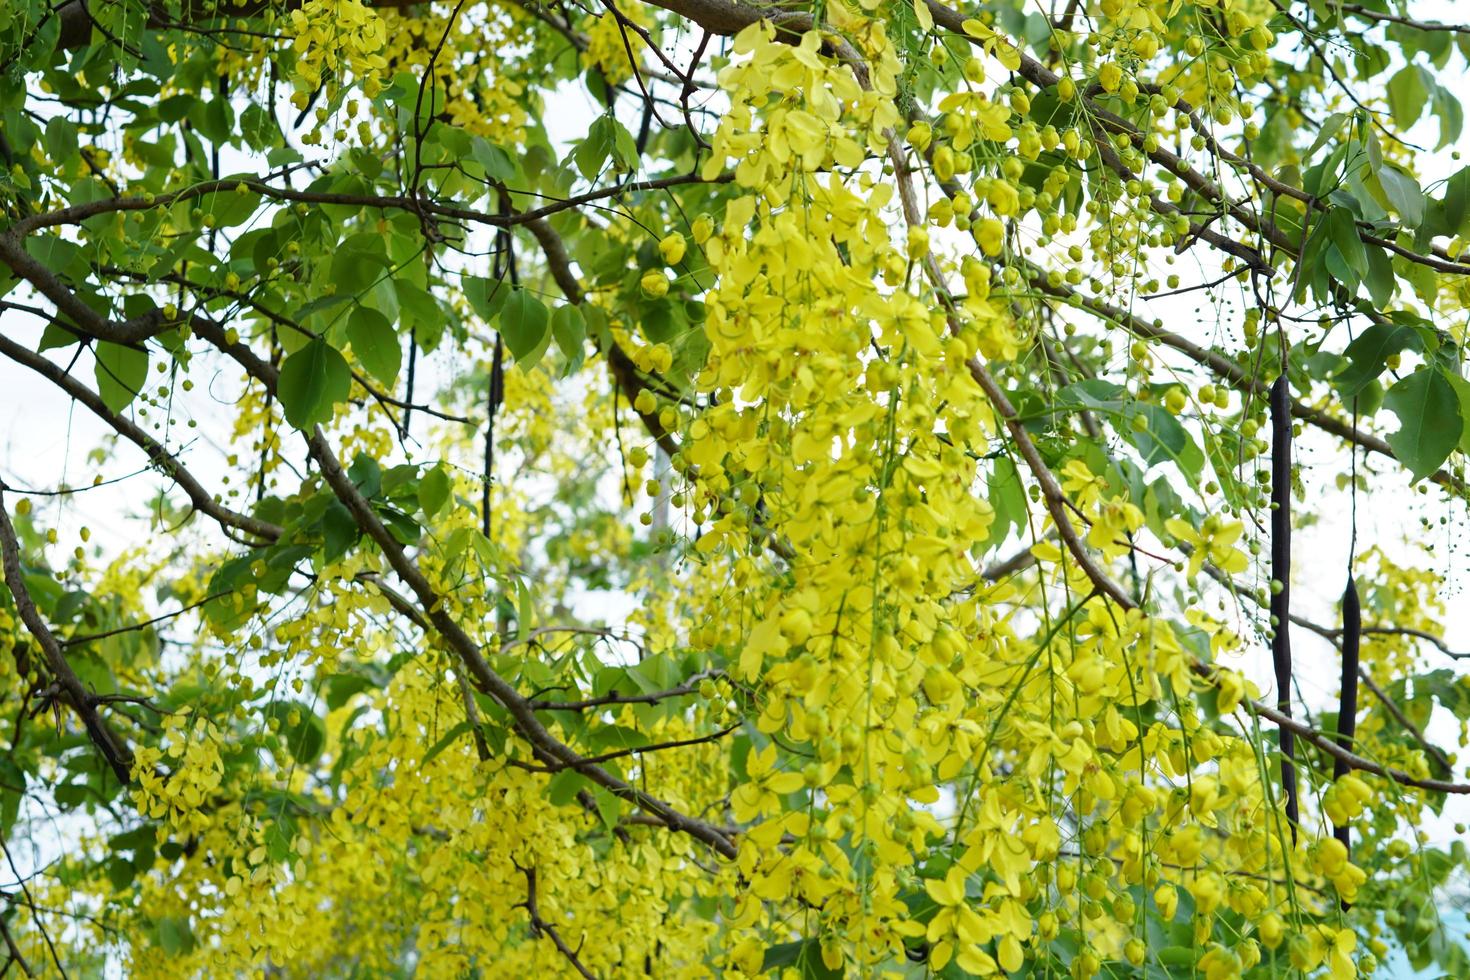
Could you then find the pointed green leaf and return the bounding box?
[418,464,451,517]
[1334,320,1424,398]
[278,338,351,429]
[1378,164,1425,229]
[575,116,615,182]
[551,303,586,372]
[1447,373,1470,455]
[464,275,508,322]
[499,288,551,369]
[94,342,149,412]
[1383,367,1462,481]
[1432,81,1464,149]
[346,306,401,387]
[1326,205,1368,278]
[1387,65,1428,130]
[470,137,517,183]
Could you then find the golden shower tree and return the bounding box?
[2,0,1470,974]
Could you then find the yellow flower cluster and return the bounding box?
[288,0,388,93]
[130,711,225,836]
[581,2,653,86]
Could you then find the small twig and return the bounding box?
[454,668,491,763]
[60,592,226,648]
[511,724,739,772]
[528,670,718,712]
[1346,626,1469,661]
[0,916,33,977]
[1338,2,1470,34]
[89,693,171,715]
[515,864,597,979]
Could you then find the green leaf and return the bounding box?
[985,456,1025,548]
[329,234,390,297]
[763,941,806,970]
[573,115,638,182]
[106,856,137,892]
[348,453,382,498]
[1305,111,1348,163]
[1387,65,1428,130]
[639,298,686,344]
[433,124,472,159]
[321,499,359,563]
[574,116,615,182]
[94,342,149,412]
[551,303,586,373]
[610,118,639,172]
[587,725,650,751]
[1425,167,1470,240]
[1128,405,1204,480]
[761,939,843,979]
[1325,205,1368,278]
[1383,367,1462,481]
[55,782,90,809]
[1432,81,1464,149]
[323,672,377,711]
[498,288,551,369]
[1446,373,1470,454]
[1377,164,1425,229]
[377,505,421,545]
[418,464,452,517]
[470,137,517,183]
[156,916,196,956]
[277,338,351,429]
[204,557,257,630]
[193,184,260,228]
[1334,320,1423,398]
[346,306,401,387]
[516,576,536,630]
[464,275,509,322]
[1364,244,1396,309]
[546,769,588,806]
[37,322,78,351]
[421,721,472,765]
[591,786,621,829]
[263,804,300,864]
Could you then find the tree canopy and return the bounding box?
[2,0,1470,975]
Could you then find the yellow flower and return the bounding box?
[1165,514,1248,579]
[924,867,999,974]
[975,218,1005,256]
[731,743,804,822]
[658,232,687,265]
[640,269,671,298]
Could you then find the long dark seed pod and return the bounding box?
[483,336,505,539]
[1334,576,1362,910]
[401,326,418,440]
[1270,374,1298,839]
[1333,578,1362,845]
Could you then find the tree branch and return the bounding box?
[0,489,133,785]
[184,317,741,859]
